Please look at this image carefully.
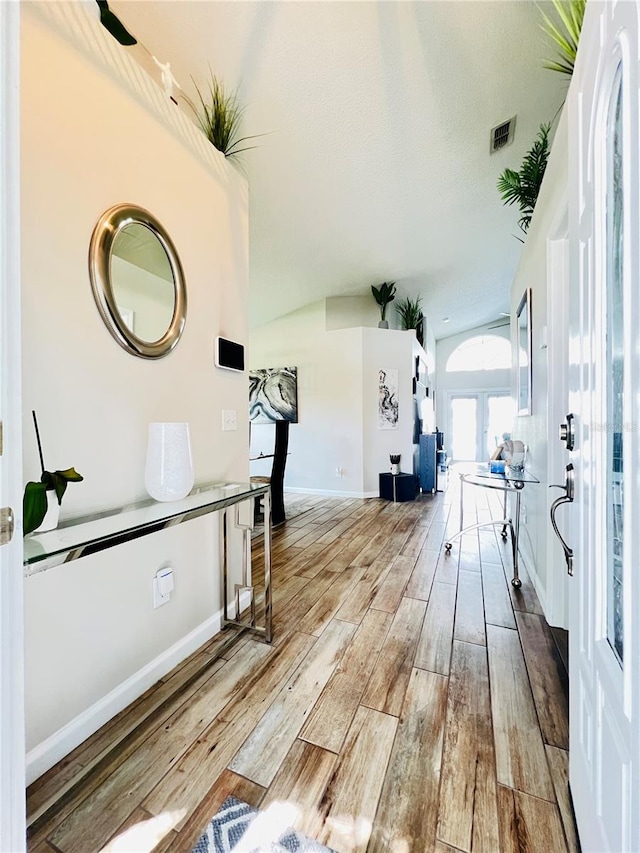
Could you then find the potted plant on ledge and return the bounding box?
[23,410,83,536]
[396,294,425,346]
[371,281,396,328]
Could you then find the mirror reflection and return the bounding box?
[110,223,175,342]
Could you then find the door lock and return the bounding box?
[0,507,14,546]
[559,413,575,451]
[549,463,574,575]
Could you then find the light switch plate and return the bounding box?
[222,410,237,431]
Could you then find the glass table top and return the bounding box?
[452,462,540,485]
[24,481,268,573]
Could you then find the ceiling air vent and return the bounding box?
[490,116,516,154]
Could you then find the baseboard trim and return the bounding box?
[519,547,548,616]
[25,610,223,785]
[285,487,379,499]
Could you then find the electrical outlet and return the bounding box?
[521,506,528,524]
[222,410,237,431]
[153,567,174,609]
[335,467,344,478]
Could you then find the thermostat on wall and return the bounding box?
[215,336,245,372]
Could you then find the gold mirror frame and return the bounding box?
[89,203,187,359]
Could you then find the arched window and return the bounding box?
[445,335,511,372]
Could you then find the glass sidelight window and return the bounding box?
[605,66,624,664]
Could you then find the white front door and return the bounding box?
[0,1,25,849]
[568,1,640,849]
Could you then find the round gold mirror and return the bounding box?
[89,204,187,359]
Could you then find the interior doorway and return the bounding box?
[445,390,513,462]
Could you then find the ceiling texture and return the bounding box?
[112,0,567,340]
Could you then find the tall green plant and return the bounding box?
[539,0,586,76]
[497,123,551,237]
[396,295,423,331]
[185,74,257,159]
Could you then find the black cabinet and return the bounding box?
[418,434,437,493]
[419,431,447,494]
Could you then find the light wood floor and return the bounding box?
[27,485,578,853]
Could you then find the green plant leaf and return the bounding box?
[381,282,396,301]
[23,481,48,536]
[371,282,396,318]
[185,73,251,160]
[395,295,423,330]
[497,124,550,237]
[538,0,586,78]
[57,467,84,482]
[542,59,575,75]
[41,468,84,506]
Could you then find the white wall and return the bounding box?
[509,109,569,625]
[436,322,511,457]
[250,300,418,496]
[325,295,379,331]
[250,301,366,495]
[362,328,415,494]
[21,4,249,772]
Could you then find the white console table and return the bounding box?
[23,481,272,643]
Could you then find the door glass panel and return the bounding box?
[486,395,515,458]
[451,397,477,461]
[606,66,624,665]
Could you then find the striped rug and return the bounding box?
[191,796,334,853]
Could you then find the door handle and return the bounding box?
[549,463,574,575]
[559,413,575,451]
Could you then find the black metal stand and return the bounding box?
[271,421,289,525]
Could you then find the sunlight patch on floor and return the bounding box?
[98,809,186,852]
[236,800,301,847]
[324,813,373,850]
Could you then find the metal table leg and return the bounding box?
[511,487,522,588]
[444,473,524,588]
[502,488,509,540]
[221,487,273,643]
[263,489,272,643]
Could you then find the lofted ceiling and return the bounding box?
[112,0,566,339]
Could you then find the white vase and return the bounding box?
[36,491,60,533]
[145,422,194,502]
